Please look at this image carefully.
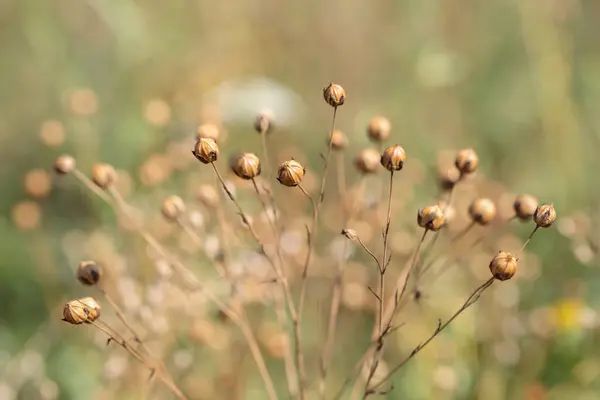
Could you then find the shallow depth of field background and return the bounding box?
[1,1,600,399]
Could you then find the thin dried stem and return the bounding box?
[298,106,338,319]
[89,320,188,400]
[73,169,114,205]
[69,175,278,400]
[211,162,301,399]
[318,150,349,397]
[368,277,496,394]
[519,225,540,253]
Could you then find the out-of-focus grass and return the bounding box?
[1,1,600,399]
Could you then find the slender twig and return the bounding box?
[297,106,339,321]
[368,277,496,394]
[70,175,278,400]
[211,162,301,399]
[89,320,188,400]
[519,225,540,253]
[318,150,352,397]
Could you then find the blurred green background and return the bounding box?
[1,0,600,399]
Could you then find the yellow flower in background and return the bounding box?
[553,298,584,332]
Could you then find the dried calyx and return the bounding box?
[77,261,102,286]
[417,205,446,232]
[231,153,261,180]
[91,163,117,188]
[193,138,219,164]
[489,251,518,281]
[323,83,345,107]
[62,297,101,324]
[277,160,305,187]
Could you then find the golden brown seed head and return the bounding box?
[196,123,220,142]
[367,116,391,142]
[354,148,381,174]
[91,163,117,188]
[380,145,406,172]
[534,204,556,228]
[277,160,305,187]
[469,198,497,225]
[323,83,345,107]
[193,138,219,164]
[330,129,348,150]
[230,153,261,180]
[53,155,76,175]
[455,148,479,175]
[489,251,518,281]
[161,195,186,220]
[417,205,446,231]
[437,166,461,191]
[196,184,219,208]
[62,297,101,324]
[341,228,358,241]
[254,112,273,134]
[513,194,538,221]
[77,261,102,286]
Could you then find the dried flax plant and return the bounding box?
[52,82,559,400]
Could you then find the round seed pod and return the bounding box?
[468,198,497,225]
[489,251,518,281]
[367,116,391,142]
[62,297,101,324]
[161,195,186,221]
[534,204,556,228]
[323,83,345,107]
[341,228,358,241]
[254,112,273,134]
[91,163,117,188]
[196,124,220,142]
[437,166,461,191]
[196,184,219,208]
[277,160,305,187]
[354,148,381,174]
[455,148,479,175]
[330,129,348,150]
[193,138,219,164]
[53,155,76,175]
[417,205,446,232]
[230,153,261,180]
[513,194,538,221]
[380,145,406,172]
[77,261,102,286]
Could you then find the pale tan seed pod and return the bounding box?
[341,228,358,241]
[534,204,556,228]
[277,160,305,187]
[196,184,219,208]
[367,116,391,142]
[77,261,102,286]
[513,194,538,221]
[330,129,348,150]
[91,163,117,188]
[53,155,76,175]
[354,148,381,174]
[380,145,406,172]
[62,297,101,324]
[469,198,497,225]
[196,124,220,142]
[161,195,186,221]
[254,112,273,134]
[323,83,345,107]
[193,138,219,164]
[489,251,518,281]
[455,148,479,175]
[417,205,446,232]
[78,297,101,322]
[437,166,461,191]
[438,200,456,224]
[230,153,261,180]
